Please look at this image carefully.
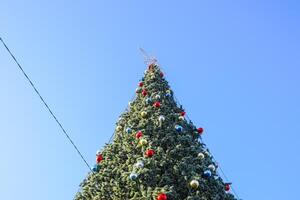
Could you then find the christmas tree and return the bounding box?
[75,63,236,200]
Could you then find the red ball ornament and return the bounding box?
[96,154,103,163]
[153,101,161,108]
[145,149,155,157]
[180,111,186,116]
[225,183,231,191]
[142,89,148,96]
[135,131,143,139]
[157,193,167,200]
[197,127,204,135]
[138,82,144,87]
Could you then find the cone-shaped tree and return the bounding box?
[75,64,236,200]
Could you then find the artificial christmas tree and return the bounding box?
[75,63,236,200]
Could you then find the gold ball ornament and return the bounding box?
[139,138,148,146]
[141,111,147,118]
[116,125,123,132]
[150,74,155,79]
[190,180,199,189]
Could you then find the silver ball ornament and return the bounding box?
[198,153,205,159]
[96,150,101,156]
[158,115,166,122]
[126,127,132,134]
[129,172,138,181]
[208,164,216,171]
[134,161,144,168]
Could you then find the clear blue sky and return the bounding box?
[0,1,299,199]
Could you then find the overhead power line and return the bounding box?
[0,37,92,172]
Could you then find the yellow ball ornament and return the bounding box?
[190,180,199,189]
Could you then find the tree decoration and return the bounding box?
[128,101,133,107]
[165,90,172,97]
[158,115,165,122]
[204,150,211,157]
[135,131,143,139]
[178,116,185,121]
[165,93,171,98]
[126,127,132,134]
[203,170,212,178]
[145,149,155,157]
[160,72,164,77]
[134,160,144,168]
[96,154,103,163]
[138,82,144,87]
[215,162,219,169]
[225,183,231,191]
[157,193,167,200]
[96,150,101,156]
[175,125,183,132]
[198,152,205,159]
[208,164,216,171]
[116,125,123,132]
[145,97,152,104]
[139,138,148,146]
[136,87,141,93]
[141,111,147,118]
[180,111,186,116]
[92,164,100,172]
[155,94,161,99]
[190,180,199,189]
[129,172,138,181]
[148,63,154,70]
[197,127,204,135]
[153,101,161,108]
[142,89,148,96]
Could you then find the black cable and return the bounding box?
[0,37,92,172]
